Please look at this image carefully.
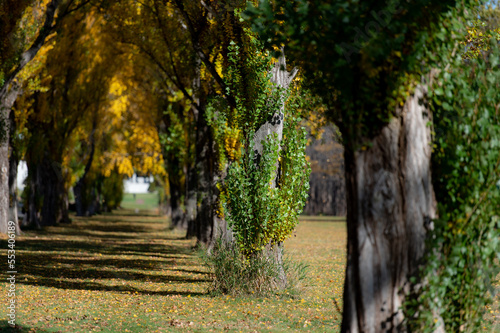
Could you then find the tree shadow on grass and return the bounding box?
[3,237,191,256]
[17,277,207,296]
[0,211,210,297]
[0,323,53,333]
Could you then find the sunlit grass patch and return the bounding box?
[121,193,160,212]
[0,214,346,332]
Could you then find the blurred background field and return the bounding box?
[120,193,160,212]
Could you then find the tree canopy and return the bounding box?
[0,1,498,332]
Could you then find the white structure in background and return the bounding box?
[16,162,154,194]
[17,161,28,192]
[123,174,154,194]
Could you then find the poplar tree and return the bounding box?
[247,0,500,331]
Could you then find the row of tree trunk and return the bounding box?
[303,125,346,216]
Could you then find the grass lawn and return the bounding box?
[121,193,160,212]
[0,210,346,332]
[0,204,497,332]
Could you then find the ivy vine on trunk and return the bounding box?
[206,10,310,290]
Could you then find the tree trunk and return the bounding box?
[0,136,9,234]
[60,190,71,223]
[25,161,41,229]
[185,57,220,245]
[0,83,18,234]
[87,186,100,216]
[0,0,62,234]
[0,1,62,233]
[25,156,65,228]
[252,51,297,289]
[186,57,203,239]
[191,107,217,244]
[73,181,86,216]
[209,163,233,252]
[341,85,437,333]
[169,170,186,229]
[185,162,198,235]
[8,111,20,234]
[75,180,101,217]
[155,174,170,216]
[39,158,64,226]
[8,150,19,233]
[74,118,96,216]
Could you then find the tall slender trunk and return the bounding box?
[252,51,297,289]
[209,164,232,251]
[186,57,220,244]
[192,110,217,244]
[8,111,20,234]
[0,135,9,234]
[74,118,97,216]
[185,161,197,235]
[341,85,437,333]
[155,174,170,216]
[169,170,186,229]
[26,161,41,229]
[186,57,202,239]
[157,103,187,227]
[8,149,19,233]
[0,85,18,234]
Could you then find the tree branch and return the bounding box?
[0,0,62,99]
[131,40,200,112]
[152,1,195,107]
[173,0,236,108]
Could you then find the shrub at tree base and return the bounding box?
[201,238,308,297]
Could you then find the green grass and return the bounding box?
[120,193,159,212]
[0,213,346,332]
[0,211,497,332]
[299,215,345,222]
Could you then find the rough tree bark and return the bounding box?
[341,85,438,333]
[7,109,20,234]
[192,111,218,245]
[185,116,218,245]
[185,57,203,239]
[209,163,232,251]
[252,51,297,289]
[185,57,220,245]
[8,143,19,233]
[0,83,19,234]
